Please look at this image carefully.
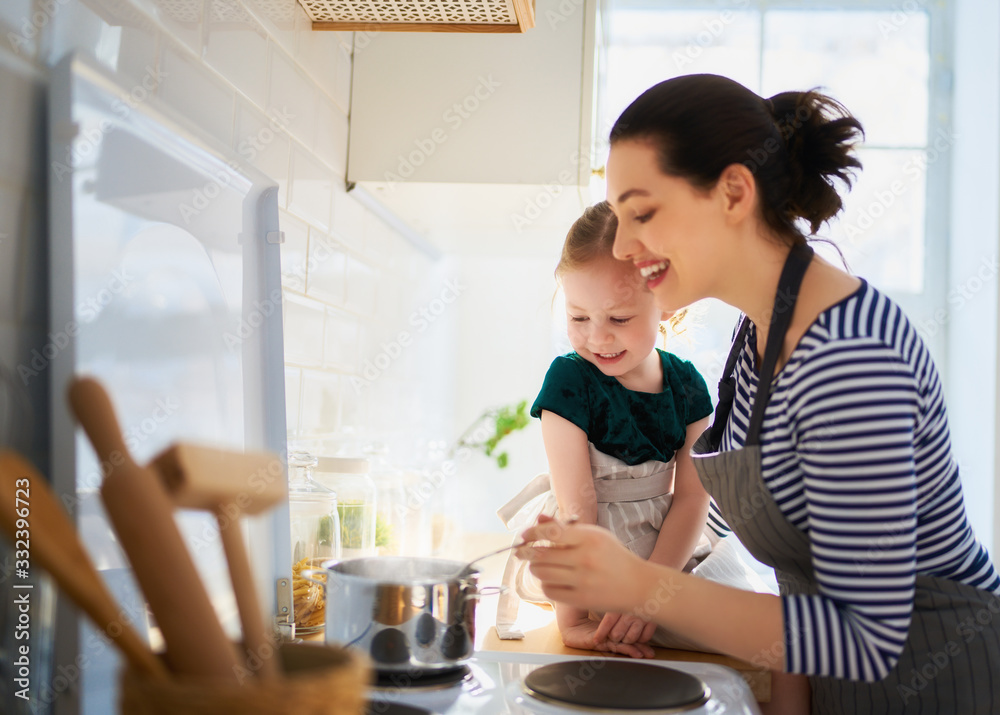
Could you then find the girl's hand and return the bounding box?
[594,612,657,647]
[517,515,654,615]
[560,619,656,659]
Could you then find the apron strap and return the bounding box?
[706,317,753,449]
[746,242,813,446]
[706,242,814,450]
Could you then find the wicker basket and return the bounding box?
[120,642,370,715]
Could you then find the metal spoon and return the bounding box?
[454,515,579,577]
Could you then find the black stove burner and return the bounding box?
[366,702,434,715]
[523,660,711,712]
[374,664,472,692]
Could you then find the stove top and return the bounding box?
[366,651,762,714]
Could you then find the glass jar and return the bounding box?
[364,442,426,556]
[314,456,376,559]
[287,451,340,635]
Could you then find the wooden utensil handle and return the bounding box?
[218,517,279,680]
[100,472,240,679]
[0,452,167,679]
[68,377,240,680]
[67,377,136,468]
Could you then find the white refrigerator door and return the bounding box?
[47,53,291,715]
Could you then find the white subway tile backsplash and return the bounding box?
[234,97,290,206]
[288,142,333,232]
[323,307,358,371]
[344,253,377,317]
[304,231,347,306]
[313,95,348,175]
[298,368,341,435]
[143,0,204,55]
[278,210,308,291]
[281,291,324,367]
[338,367,365,433]
[205,0,268,108]
[295,28,341,101]
[158,41,235,146]
[334,31,353,53]
[332,35,352,112]
[361,211,395,265]
[331,187,365,249]
[268,44,316,147]
[241,0,303,60]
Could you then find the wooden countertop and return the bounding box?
[465,533,772,703]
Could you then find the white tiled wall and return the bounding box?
[0,0,456,474]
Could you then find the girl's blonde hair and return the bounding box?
[556,201,686,333]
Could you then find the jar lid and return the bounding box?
[288,450,318,468]
[316,456,370,474]
[288,476,337,500]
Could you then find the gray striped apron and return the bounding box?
[693,243,1000,714]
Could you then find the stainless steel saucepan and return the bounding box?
[301,556,502,672]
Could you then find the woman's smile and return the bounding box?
[637,260,669,289]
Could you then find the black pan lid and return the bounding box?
[523,660,711,712]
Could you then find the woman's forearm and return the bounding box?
[628,561,785,665]
[521,520,787,668]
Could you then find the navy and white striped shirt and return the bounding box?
[708,280,1000,681]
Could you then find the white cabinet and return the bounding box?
[346,0,607,255]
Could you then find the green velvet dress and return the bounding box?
[529,349,714,463]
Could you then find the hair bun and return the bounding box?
[767,90,865,234]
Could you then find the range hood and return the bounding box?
[298,0,535,32]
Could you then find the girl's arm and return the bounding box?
[646,417,711,570]
[540,410,654,658]
[539,409,596,524]
[538,410,598,639]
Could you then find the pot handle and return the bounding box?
[467,585,507,599]
[299,568,328,589]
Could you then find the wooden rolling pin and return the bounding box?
[0,451,168,679]
[67,377,239,681]
[152,443,286,680]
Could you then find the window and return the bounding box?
[596,0,950,384]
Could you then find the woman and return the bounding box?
[518,74,1000,714]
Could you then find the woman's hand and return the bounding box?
[560,617,656,659]
[517,515,662,616]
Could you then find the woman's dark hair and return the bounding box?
[610,74,864,241]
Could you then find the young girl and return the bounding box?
[497,201,762,657]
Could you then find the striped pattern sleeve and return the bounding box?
[782,339,920,681]
[707,499,732,538]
